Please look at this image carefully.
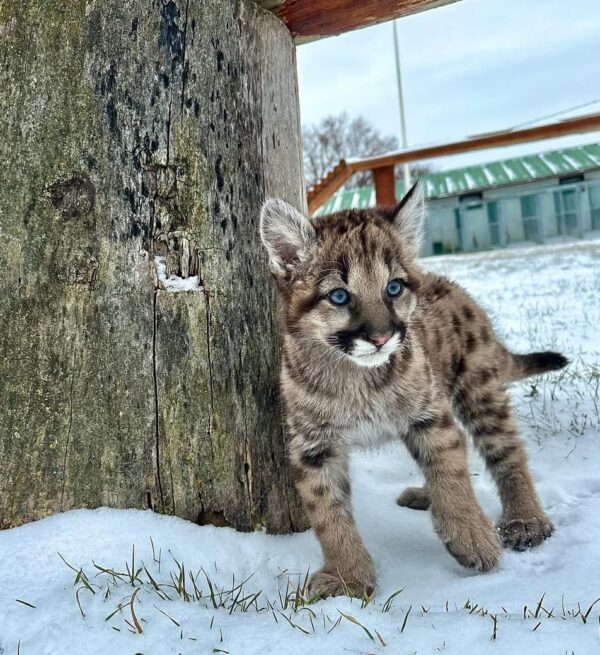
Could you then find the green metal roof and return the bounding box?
[315,142,600,216]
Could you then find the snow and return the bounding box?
[2,241,600,655]
[154,256,202,293]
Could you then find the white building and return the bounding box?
[315,142,600,256]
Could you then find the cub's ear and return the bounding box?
[260,198,316,277]
[389,180,426,259]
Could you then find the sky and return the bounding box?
[296,0,600,172]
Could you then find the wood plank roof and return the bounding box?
[255,0,458,42]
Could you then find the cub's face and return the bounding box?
[289,224,419,368]
[260,184,425,369]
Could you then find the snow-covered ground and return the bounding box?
[1,241,599,655]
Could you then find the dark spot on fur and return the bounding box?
[403,436,422,463]
[474,392,494,409]
[471,422,503,438]
[486,444,519,467]
[438,413,454,430]
[452,312,461,333]
[340,478,351,496]
[440,438,462,453]
[313,484,326,496]
[301,446,332,468]
[473,368,493,386]
[451,354,466,379]
[484,404,510,423]
[304,500,316,512]
[334,330,354,354]
[402,342,414,364]
[429,278,451,301]
[463,305,475,321]
[409,416,437,435]
[465,332,477,353]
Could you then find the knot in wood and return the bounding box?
[45,173,96,219]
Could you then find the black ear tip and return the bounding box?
[394,180,420,213]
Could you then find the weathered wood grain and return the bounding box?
[0,0,307,532]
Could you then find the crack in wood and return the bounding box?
[180,0,191,114]
[203,288,216,463]
[152,289,166,511]
[60,350,80,510]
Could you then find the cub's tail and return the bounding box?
[507,351,568,382]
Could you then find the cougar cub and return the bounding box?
[260,183,566,598]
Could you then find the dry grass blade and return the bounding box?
[338,610,374,641]
[534,593,546,619]
[400,605,412,634]
[490,614,498,640]
[277,610,310,634]
[580,597,600,624]
[382,588,404,613]
[129,588,143,633]
[154,604,181,627]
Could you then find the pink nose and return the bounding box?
[371,333,392,347]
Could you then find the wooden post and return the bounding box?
[373,165,397,206]
[0,0,307,533]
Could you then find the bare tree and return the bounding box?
[303,113,398,188]
[303,113,433,189]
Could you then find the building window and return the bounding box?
[553,188,581,237]
[520,194,541,242]
[454,208,464,252]
[487,201,501,247]
[589,185,600,231]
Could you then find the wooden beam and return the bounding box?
[307,160,353,214]
[307,113,600,213]
[255,0,459,42]
[373,166,396,206]
[350,113,600,172]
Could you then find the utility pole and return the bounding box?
[392,19,411,193]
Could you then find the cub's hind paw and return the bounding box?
[307,570,375,600]
[397,486,431,511]
[497,516,554,551]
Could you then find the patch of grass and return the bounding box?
[56,547,600,647]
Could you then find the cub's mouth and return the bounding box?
[330,328,405,368]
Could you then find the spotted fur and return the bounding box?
[260,183,566,598]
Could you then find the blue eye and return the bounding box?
[328,288,350,306]
[387,279,404,297]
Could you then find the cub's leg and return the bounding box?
[289,435,375,598]
[404,409,501,571]
[455,382,553,551]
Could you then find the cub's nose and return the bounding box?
[369,333,392,348]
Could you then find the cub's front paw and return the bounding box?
[497,516,553,551]
[307,568,375,600]
[441,514,502,572]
